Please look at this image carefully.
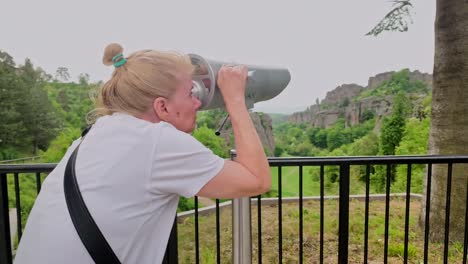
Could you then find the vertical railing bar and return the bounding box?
[443,163,453,264]
[257,195,262,264]
[163,218,178,263]
[278,166,282,264]
[0,173,13,264]
[14,172,22,240]
[364,164,370,264]
[384,164,391,264]
[403,164,412,264]
[7,157,468,263]
[36,172,42,194]
[195,196,199,264]
[216,199,221,264]
[424,163,433,264]
[299,165,303,264]
[338,163,350,264]
[463,173,468,264]
[320,165,324,264]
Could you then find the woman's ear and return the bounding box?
[153,97,170,121]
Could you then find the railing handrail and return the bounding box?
[268,154,468,165]
[2,154,468,174]
[0,163,56,173]
[2,154,468,263]
[0,156,42,164]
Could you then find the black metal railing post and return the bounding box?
[320,165,324,264]
[338,163,350,264]
[364,164,371,264]
[3,155,468,263]
[14,173,22,241]
[195,196,199,264]
[384,164,391,264]
[443,163,453,264]
[0,173,12,264]
[162,217,178,264]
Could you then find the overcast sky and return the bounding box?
[1,0,435,113]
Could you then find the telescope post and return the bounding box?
[230,149,252,264]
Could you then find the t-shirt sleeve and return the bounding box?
[149,123,225,198]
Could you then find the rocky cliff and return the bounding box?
[288,70,432,128]
[218,112,276,156]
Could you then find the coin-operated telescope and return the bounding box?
[189,54,291,110]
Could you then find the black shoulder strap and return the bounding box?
[64,140,121,263]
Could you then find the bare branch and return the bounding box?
[366,0,413,36]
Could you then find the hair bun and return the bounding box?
[103,43,124,66]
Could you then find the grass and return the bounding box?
[178,198,465,263]
[5,163,457,262]
[269,164,426,197]
[270,166,355,197]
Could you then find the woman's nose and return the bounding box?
[194,97,202,110]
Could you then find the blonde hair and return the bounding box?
[88,43,194,123]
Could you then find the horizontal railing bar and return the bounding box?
[0,163,56,173]
[3,156,467,263]
[10,157,467,172]
[267,155,468,166]
[2,155,468,174]
[0,156,42,164]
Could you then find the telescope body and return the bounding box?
[189,54,291,110]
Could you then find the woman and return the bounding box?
[14,43,271,263]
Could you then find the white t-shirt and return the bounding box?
[14,113,224,264]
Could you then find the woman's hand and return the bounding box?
[197,64,271,199]
[216,65,248,109]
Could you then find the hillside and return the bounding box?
[288,69,432,129]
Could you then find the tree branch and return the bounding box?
[366,0,413,36]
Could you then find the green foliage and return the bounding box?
[274,145,284,157]
[391,117,430,193]
[0,147,19,160]
[358,69,428,100]
[307,128,327,149]
[41,128,81,162]
[195,110,226,130]
[0,51,29,150]
[274,122,318,156]
[1,48,436,216]
[177,197,196,212]
[373,93,410,190]
[192,125,229,158]
[380,92,410,156]
[272,77,431,194]
[339,97,350,108]
[45,81,95,130]
[7,174,39,231]
[395,117,430,155]
[347,133,380,156]
[360,109,375,122]
[18,60,62,154]
[275,117,376,157]
[0,53,62,156]
[387,243,417,258]
[262,189,279,198]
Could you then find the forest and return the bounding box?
[0,49,434,227]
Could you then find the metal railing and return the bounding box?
[0,156,42,164]
[2,155,468,263]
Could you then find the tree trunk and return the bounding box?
[420,0,468,242]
